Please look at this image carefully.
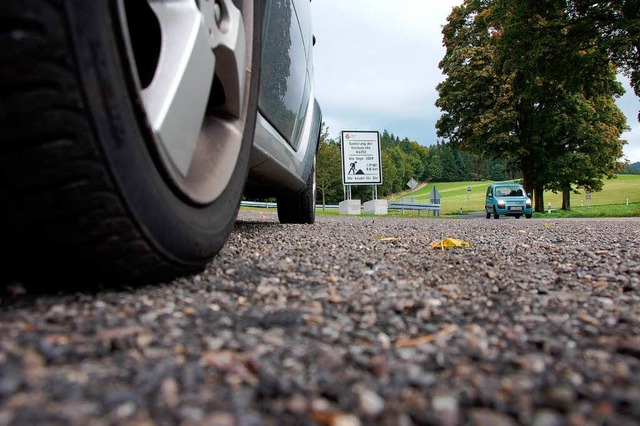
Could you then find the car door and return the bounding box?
[486,186,494,212]
[259,0,311,150]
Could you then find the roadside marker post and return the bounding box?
[407,178,418,202]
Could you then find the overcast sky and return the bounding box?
[310,0,640,163]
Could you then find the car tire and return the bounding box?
[277,162,316,224]
[493,208,500,219]
[526,214,532,219]
[515,215,521,219]
[0,1,262,284]
[486,211,491,219]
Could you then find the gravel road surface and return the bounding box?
[1,211,639,425]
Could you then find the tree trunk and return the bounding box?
[521,166,534,199]
[522,165,543,212]
[562,186,571,210]
[534,184,545,213]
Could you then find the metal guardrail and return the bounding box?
[388,202,441,216]
[240,201,277,208]
[240,201,440,216]
[240,201,339,209]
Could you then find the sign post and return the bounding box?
[340,131,386,215]
[407,178,418,202]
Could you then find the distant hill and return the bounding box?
[622,161,640,174]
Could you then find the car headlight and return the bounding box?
[526,198,532,206]
[497,200,505,208]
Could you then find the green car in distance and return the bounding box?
[485,183,533,219]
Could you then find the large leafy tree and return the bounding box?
[437,0,629,211]
[569,0,640,120]
[315,124,342,208]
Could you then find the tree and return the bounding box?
[437,0,628,211]
[316,125,343,208]
[379,151,399,196]
[541,89,627,209]
[569,0,640,121]
[490,160,507,181]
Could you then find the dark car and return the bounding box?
[485,183,533,219]
[0,0,321,284]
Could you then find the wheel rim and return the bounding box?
[117,0,253,204]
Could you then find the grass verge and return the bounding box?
[533,202,640,218]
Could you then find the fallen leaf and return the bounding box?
[429,238,470,250]
[395,325,459,348]
[371,232,402,242]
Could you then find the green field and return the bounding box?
[391,174,640,215]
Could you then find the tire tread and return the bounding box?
[0,0,189,285]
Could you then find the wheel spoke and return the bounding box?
[205,0,246,118]
[143,1,215,176]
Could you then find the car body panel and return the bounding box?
[247,0,320,197]
[258,0,312,151]
[486,183,532,217]
[248,99,321,195]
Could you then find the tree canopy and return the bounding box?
[436,0,631,211]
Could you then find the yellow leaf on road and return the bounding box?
[429,238,470,250]
[371,232,402,242]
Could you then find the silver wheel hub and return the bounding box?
[119,0,252,204]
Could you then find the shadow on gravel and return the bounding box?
[1,220,287,307]
[0,273,164,310]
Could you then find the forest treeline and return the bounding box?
[317,127,639,207]
[316,128,522,206]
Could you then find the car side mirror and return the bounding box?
[527,193,532,197]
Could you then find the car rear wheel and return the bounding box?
[0,0,261,284]
[526,214,532,219]
[277,161,317,224]
[486,211,491,219]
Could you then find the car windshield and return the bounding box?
[494,185,524,197]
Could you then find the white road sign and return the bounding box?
[341,131,382,185]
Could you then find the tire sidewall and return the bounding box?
[65,1,261,264]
